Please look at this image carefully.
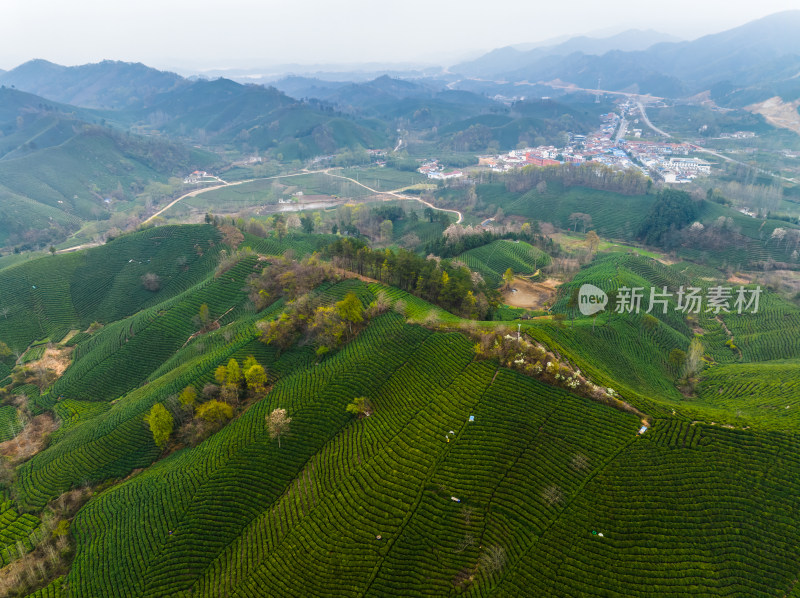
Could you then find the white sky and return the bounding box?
[1,0,799,72]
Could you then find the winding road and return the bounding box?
[322,171,463,223]
[140,168,463,225]
[58,166,465,255]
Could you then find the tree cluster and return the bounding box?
[505,162,651,196]
[258,291,375,356]
[214,355,268,405]
[325,238,496,318]
[425,223,551,259]
[248,255,338,309]
[156,356,268,449]
[637,189,701,248]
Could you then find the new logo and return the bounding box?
[578,284,608,316]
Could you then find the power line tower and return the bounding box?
[595,77,601,104]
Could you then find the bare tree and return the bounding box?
[480,545,506,574]
[267,408,291,448]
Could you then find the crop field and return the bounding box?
[695,360,800,428]
[476,183,655,240]
[0,499,40,567]
[243,232,338,257]
[2,221,800,597]
[0,405,21,442]
[35,312,800,597]
[490,424,800,597]
[0,225,222,353]
[392,217,449,247]
[339,167,425,192]
[458,240,551,286]
[46,256,259,407]
[278,173,374,200]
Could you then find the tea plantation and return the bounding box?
[1,224,799,597]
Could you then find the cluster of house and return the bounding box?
[474,113,639,174]
[466,107,715,184]
[183,170,213,184]
[417,160,464,180]
[623,140,710,183]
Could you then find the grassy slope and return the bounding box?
[535,252,800,427]
[477,182,654,241]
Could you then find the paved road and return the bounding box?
[141,171,333,225]
[614,116,628,144]
[322,171,463,223]
[636,102,671,138]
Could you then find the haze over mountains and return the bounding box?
[2,10,798,114]
[1,10,800,253]
[452,11,800,104]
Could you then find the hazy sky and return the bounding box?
[2,0,799,72]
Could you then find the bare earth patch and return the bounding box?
[503,277,560,310]
[0,413,58,463]
[727,274,751,285]
[746,96,800,135]
[27,347,73,378]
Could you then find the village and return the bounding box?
[418,100,718,185]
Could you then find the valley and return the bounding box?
[1,8,800,597]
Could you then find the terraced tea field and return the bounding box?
[458,240,551,286]
[1,224,799,597]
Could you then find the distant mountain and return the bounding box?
[453,11,800,104]
[134,77,389,159]
[549,29,681,55]
[194,63,443,86]
[453,29,680,78]
[269,76,350,100]
[273,75,440,103]
[0,87,218,249]
[0,59,186,109]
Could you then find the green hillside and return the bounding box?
[0,224,799,597]
[140,79,389,160]
[457,239,551,286]
[476,182,655,240]
[0,225,222,353]
[0,90,219,249]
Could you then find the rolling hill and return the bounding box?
[1,223,800,597]
[0,59,186,110]
[0,88,220,249]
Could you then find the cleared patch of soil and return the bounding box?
[0,413,59,463]
[503,277,560,310]
[727,274,751,285]
[746,96,800,135]
[27,347,73,378]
